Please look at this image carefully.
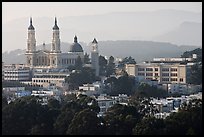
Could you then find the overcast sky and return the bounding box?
[2,2,202,24]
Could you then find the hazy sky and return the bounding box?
[2,2,202,24]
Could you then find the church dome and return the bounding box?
[69,35,83,52]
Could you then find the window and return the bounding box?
[171,78,177,81]
[146,73,153,76]
[162,68,169,71]
[146,68,153,71]
[171,73,177,76]
[162,73,169,76]
[155,73,159,76]
[138,68,145,71]
[171,68,177,71]
[162,78,169,81]
[180,78,183,82]
[100,108,106,112]
[138,73,145,76]
[155,68,158,71]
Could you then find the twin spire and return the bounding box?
[28,17,59,30]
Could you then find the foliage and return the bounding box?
[187,63,202,85]
[99,55,108,76]
[106,56,115,76]
[132,99,202,135]
[104,104,142,135]
[65,67,96,90]
[181,48,202,63]
[134,83,168,98]
[67,108,102,135]
[75,56,83,70]
[2,96,55,135]
[84,52,90,64]
[133,117,165,135]
[118,56,136,68]
[104,73,135,95]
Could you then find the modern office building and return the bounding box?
[125,62,188,84]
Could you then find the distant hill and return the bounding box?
[2,40,201,64]
[3,9,202,52]
[154,21,202,46]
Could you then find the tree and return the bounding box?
[187,64,202,85]
[65,67,96,90]
[134,83,168,98]
[2,96,54,135]
[104,74,135,96]
[84,52,90,64]
[66,108,102,135]
[106,56,115,76]
[133,117,165,135]
[104,104,142,135]
[118,56,136,68]
[75,56,83,70]
[99,55,108,76]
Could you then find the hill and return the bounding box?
[2,40,200,64]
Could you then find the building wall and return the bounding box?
[126,63,187,84]
[3,64,31,81]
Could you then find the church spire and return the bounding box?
[74,35,78,43]
[28,17,35,30]
[92,38,98,44]
[53,17,59,30]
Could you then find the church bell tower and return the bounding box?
[91,38,99,76]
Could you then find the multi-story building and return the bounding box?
[125,63,188,84]
[2,62,4,81]
[3,64,31,81]
[96,94,117,117]
[31,68,70,88]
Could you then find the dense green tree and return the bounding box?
[84,52,90,64]
[2,96,8,109]
[133,117,165,135]
[2,96,53,135]
[118,56,136,68]
[106,56,115,76]
[181,48,202,63]
[67,108,102,135]
[53,95,99,135]
[134,83,168,98]
[65,67,96,90]
[104,104,142,135]
[132,99,202,135]
[99,55,108,76]
[104,74,135,95]
[75,56,83,70]
[187,64,202,85]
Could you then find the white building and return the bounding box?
[31,68,70,88]
[96,94,117,117]
[125,63,188,84]
[78,82,103,96]
[3,64,31,81]
[25,17,84,69]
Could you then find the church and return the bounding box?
[25,17,99,76]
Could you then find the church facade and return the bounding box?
[25,17,85,69]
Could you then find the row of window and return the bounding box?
[4,71,29,74]
[138,68,178,72]
[162,78,184,82]
[4,76,29,78]
[138,73,178,77]
[34,75,65,78]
